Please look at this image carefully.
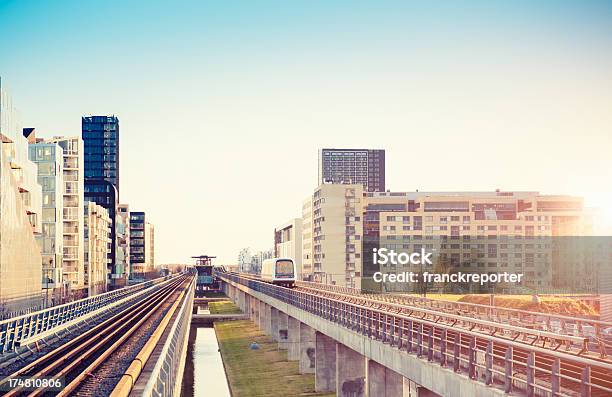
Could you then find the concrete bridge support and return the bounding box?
[368,359,416,397]
[315,331,336,393]
[271,307,280,342]
[287,316,300,361]
[337,343,366,397]
[278,312,289,350]
[299,323,316,374]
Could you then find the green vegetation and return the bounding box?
[214,320,333,397]
[208,300,243,314]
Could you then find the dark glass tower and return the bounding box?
[82,115,121,288]
[82,116,119,189]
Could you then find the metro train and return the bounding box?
[260,258,296,288]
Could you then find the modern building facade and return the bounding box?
[0,79,44,313]
[84,179,119,285]
[82,116,119,189]
[310,183,364,288]
[318,148,385,192]
[129,212,154,280]
[301,198,313,280]
[145,221,155,272]
[28,140,64,302]
[274,218,303,279]
[43,136,85,292]
[116,204,130,283]
[364,191,593,293]
[84,201,110,296]
[82,116,121,287]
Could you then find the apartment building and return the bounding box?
[84,201,110,296]
[0,80,44,312]
[129,212,155,279]
[44,136,85,291]
[274,218,303,279]
[364,191,594,293]
[28,141,64,300]
[318,148,385,192]
[116,204,130,283]
[311,184,364,288]
[301,198,313,280]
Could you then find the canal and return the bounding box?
[181,306,231,396]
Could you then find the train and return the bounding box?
[260,258,297,288]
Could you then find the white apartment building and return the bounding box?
[84,201,110,296]
[301,198,313,280]
[28,141,65,301]
[145,222,155,272]
[0,80,44,312]
[44,137,85,291]
[274,218,303,279]
[311,183,364,288]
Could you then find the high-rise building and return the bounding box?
[145,221,155,272]
[82,115,119,189]
[84,180,119,285]
[116,204,130,283]
[84,201,110,296]
[28,139,64,303]
[274,218,303,279]
[0,79,44,313]
[129,212,154,280]
[318,148,385,192]
[311,184,364,288]
[82,116,121,287]
[43,136,85,293]
[301,198,313,280]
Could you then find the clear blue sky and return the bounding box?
[1,1,611,265]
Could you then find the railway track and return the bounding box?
[293,283,612,396]
[0,274,191,397]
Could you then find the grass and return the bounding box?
[208,301,243,315]
[214,320,333,397]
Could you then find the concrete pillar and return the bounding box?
[278,312,289,350]
[299,322,316,374]
[270,307,280,342]
[257,300,265,330]
[287,316,300,361]
[337,344,366,397]
[265,304,273,335]
[315,332,336,393]
[367,359,407,397]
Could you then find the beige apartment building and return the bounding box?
[302,187,597,293]
[44,136,85,291]
[301,198,313,280]
[274,218,303,279]
[84,201,110,296]
[145,222,155,272]
[310,184,364,288]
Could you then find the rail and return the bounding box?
[0,274,178,353]
[140,276,195,397]
[221,273,612,397]
[297,281,612,340]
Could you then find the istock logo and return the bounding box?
[373,248,433,266]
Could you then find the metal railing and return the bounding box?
[141,277,195,397]
[297,281,612,343]
[222,273,612,397]
[0,275,176,353]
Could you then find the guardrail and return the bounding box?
[0,275,177,353]
[297,281,612,340]
[222,273,612,397]
[141,276,195,397]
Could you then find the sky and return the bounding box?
[1,0,611,265]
